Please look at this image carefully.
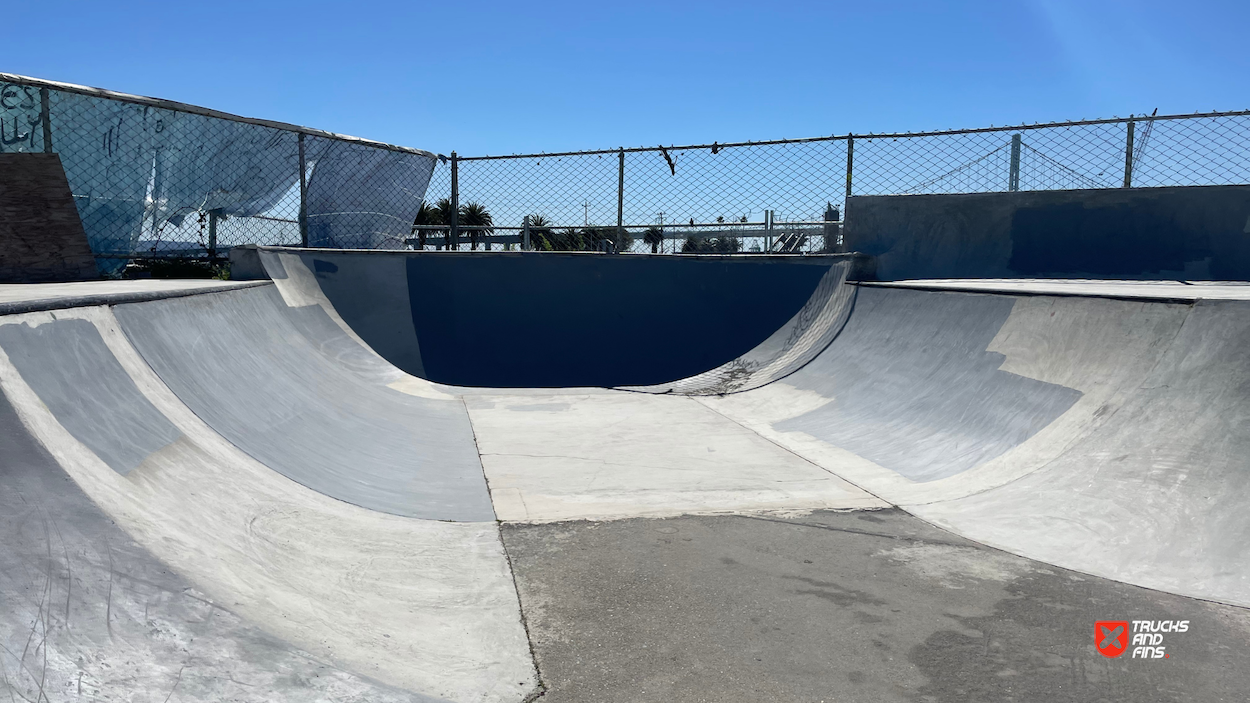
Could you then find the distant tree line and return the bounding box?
[414,203,633,252]
[412,199,495,250]
[522,215,633,253]
[413,201,746,254]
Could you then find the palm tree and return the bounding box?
[459,202,494,250]
[552,227,586,251]
[412,201,445,249]
[643,226,664,254]
[525,215,554,251]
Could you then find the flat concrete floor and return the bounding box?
[503,509,1250,703]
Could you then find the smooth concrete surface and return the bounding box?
[262,247,851,388]
[505,509,1250,703]
[263,248,429,378]
[466,391,884,522]
[0,305,537,703]
[913,298,1250,607]
[622,261,857,395]
[734,286,1084,482]
[0,318,182,475]
[113,285,494,521]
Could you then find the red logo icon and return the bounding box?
[1096,621,1129,658]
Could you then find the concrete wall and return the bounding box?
[0,153,97,282]
[844,185,1250,281]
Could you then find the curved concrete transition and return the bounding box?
[1,251,1248,701]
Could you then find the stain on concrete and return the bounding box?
[502,508,1250,703]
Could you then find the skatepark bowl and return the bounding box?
[3,247,1250,702]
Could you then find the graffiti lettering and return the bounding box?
[0,116,35,148]
[0,83,36,111]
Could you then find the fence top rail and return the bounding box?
[411,220,839,231]
[0,72,437,159]
[457,108,1250,162]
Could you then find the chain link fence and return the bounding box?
[4,73,1249,265]
[423,110,1250,255]
[0,74,436,275]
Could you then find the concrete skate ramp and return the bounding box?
[112,285,493,521]
[5,254,1250,701]
[766,286,1085,482]
[912,298,1250,605]
[262,247,854,388]
[0,303,536,703]
[0,384,447,703]
[246,250,1250,607]
[704,284,1250,606]
[0,318,182,475]
[621,259,858,395]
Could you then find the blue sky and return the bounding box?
[6,0,1247,157]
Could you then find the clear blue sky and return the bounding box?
[7,0,1247,157]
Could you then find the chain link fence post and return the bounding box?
[845,134,854,202]
[617,148,625,228]
[39,88,52,153]
[297,133,308,247]
[1009,133,1021,191]
[450,151,460,250]
[1123,118,1136,188]
[208,211,218,258]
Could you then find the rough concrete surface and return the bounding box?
[0,381,441,703]
[504,509,1250,703]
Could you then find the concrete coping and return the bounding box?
[860,278,1250,302]
[0,280,273,315]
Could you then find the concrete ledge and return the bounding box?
[0,280,272,316]
[859,278,1250,302]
